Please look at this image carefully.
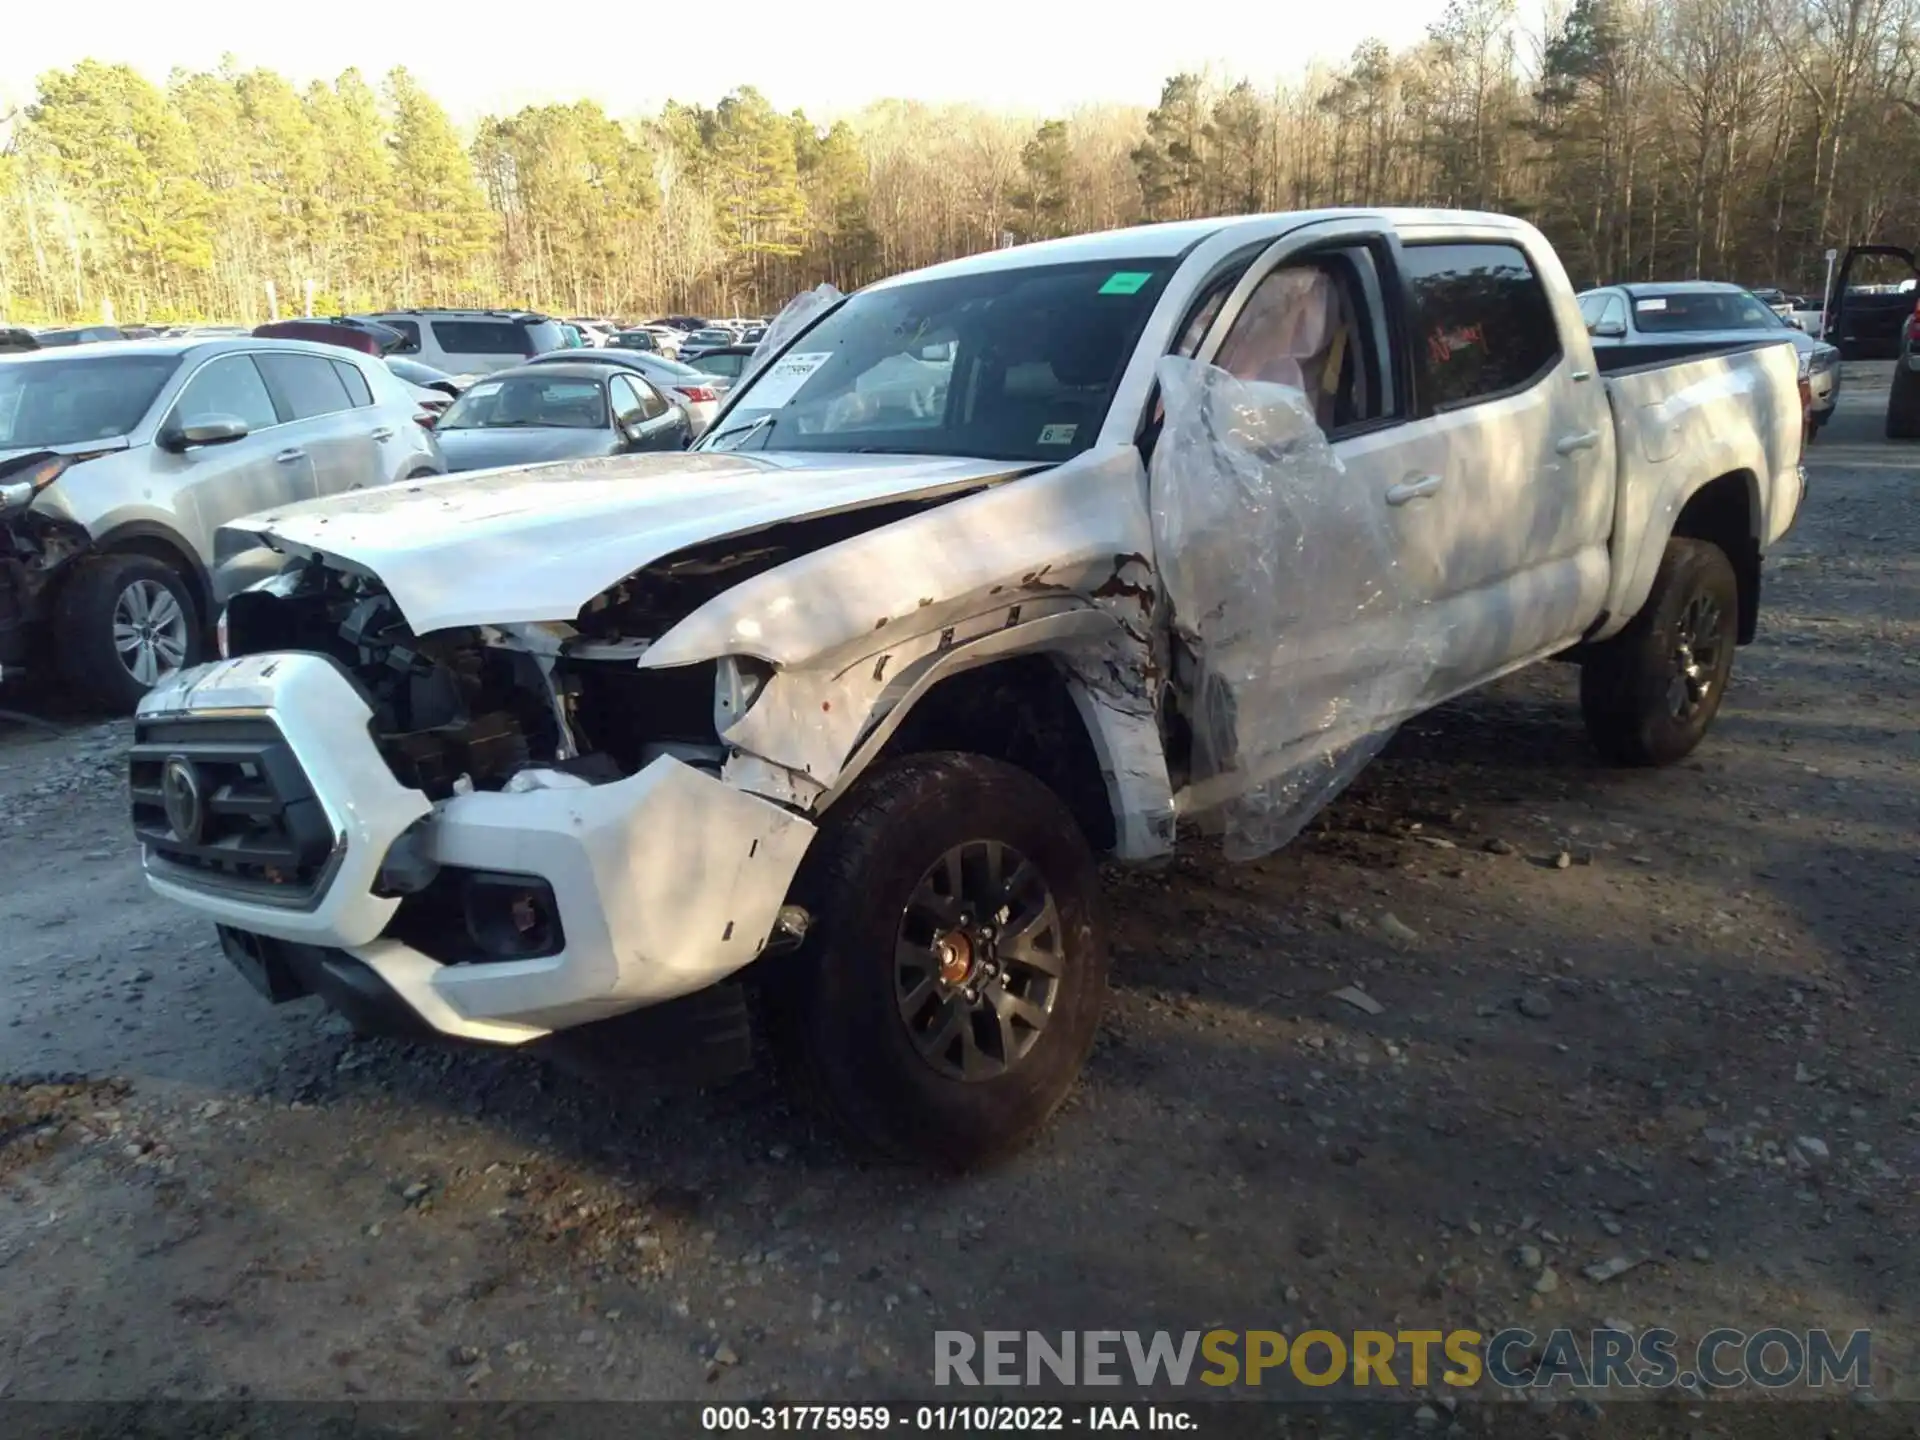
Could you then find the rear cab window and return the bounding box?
[1402,241,1561,410]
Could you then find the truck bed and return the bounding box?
[1591,335,1803,644]
[1591,336,1798,377]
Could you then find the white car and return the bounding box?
[132,208,1803,1167]
[349,310,571,379]
[384,357,467,421]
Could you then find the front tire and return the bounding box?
[1887,364,1920,439]
[1580,538,1739,767]
[779,752,1108,1168]
[55,554,204,712]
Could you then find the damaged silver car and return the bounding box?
[131,209,1805,1166]
[0,338,444,709]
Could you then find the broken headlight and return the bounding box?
[0,453,71,518]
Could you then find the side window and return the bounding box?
[629,375,670,421]
[330,359,374,407]
[1578,294,1606,329]
[256,352,355,421]
[1402,242,1561,409]
[608,376,646,427]
[1601,296,1627,332]
[1212,257,1385,432]
[433,320,536,357]
[384,319,422,353]
[171,355,278,433]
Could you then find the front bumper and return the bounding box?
[136,652,816,1043]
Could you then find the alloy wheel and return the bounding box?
[112,579,190,688]
[894,838,1063,1081]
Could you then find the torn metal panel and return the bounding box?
[721,600,1104,794]
[641,448,1156,670]
[1059,662,1176,861]
[1150,356,1442,860]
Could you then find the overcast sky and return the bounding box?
[6,0,1456,123]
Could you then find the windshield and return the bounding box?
[1631,291,1780,333]
[0,353,180,448]
[700,258,1171,461]
[437,375,608,430]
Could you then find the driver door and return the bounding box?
[152,353,314,548]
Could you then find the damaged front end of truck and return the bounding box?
[132,450,1177,1076]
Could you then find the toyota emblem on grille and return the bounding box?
[161,756,204,845]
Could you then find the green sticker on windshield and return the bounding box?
[1099,271,1152,295]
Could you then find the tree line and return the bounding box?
[4,0,1920,326]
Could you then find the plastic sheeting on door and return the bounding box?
[1149,356,1443,860]
[746,284,844,384]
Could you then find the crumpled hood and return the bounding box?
[435,426,620,472]
[227,449,1029,632]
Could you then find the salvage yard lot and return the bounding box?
[0,367,1914,1405]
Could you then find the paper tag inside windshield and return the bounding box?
[748,352,832,408]
[466,380,503,398]
[1634,297,1668,311]
[1038,423,1078,445]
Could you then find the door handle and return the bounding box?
[274,448,306,464]
[1385,474,1444,506]
[370,426,395,441]
[1555,429,1602,455]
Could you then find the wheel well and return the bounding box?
[870,654,1118,853]
[1672,472,1761,643]
[95,529,212,629]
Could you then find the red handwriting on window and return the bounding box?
[1427,323,1487,365]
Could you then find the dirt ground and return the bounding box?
[0,366,1914,1413]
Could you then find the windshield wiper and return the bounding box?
[703,412,777,451]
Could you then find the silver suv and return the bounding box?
[0,337,444,709]
[349,309,572,379]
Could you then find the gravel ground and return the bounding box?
[0,367,1914,1411]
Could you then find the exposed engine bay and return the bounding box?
[221,499,950,801]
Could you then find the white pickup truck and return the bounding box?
[130,209,1805,1167]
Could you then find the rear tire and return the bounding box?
[55,554,204,713]
[774,752,1108,1169]
[1580,538,1739,767]
[1887,364,1920,439]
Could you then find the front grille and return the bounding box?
[130,717,339,907]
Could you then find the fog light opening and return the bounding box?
[462,874,563,960]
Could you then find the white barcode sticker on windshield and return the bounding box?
[746,352,833,409]
[1634,297,1668,311]
[1038,423,1078,445]
[466,381,503,398]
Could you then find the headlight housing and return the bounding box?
[0,453,71,517]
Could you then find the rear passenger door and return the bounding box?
[253,351,367,496]
[324,356,391,488]
[1384,236,1615,686]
